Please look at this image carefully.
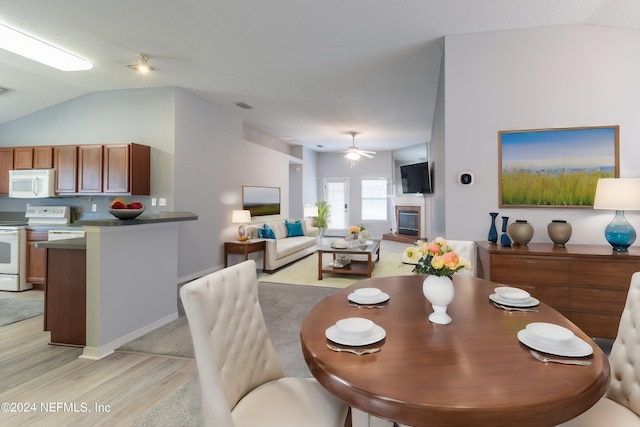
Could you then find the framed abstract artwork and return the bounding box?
[498,125,619,208]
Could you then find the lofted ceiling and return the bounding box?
[1,1,640,154]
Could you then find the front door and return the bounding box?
[324,178,348,235]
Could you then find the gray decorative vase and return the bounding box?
[508,220,534,246]
[548,220,572,247]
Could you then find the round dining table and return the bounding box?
[299,274,610,427]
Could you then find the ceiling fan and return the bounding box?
[344,131,376,161]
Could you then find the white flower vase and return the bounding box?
[422,275,455,324]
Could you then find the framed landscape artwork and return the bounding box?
[242,185,281,216]
[498,125,619,208]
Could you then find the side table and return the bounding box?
[224,240,266,270]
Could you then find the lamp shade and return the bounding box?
[232,210,251,223]
[304,206,319,217]
[593,178,640,210]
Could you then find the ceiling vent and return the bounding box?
[235,102,252,110]
[0,86,11,95]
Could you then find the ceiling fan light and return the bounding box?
[128,54,154,73]
[136,54,154,73]
[345,151,360,160]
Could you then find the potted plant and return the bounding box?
[315,200,330,235]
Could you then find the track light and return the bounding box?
[0,23,92,71]
[129,54,154,73]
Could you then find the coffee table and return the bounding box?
[317,240,380,280]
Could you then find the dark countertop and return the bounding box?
[72,211,198,226]
[36,237,86,250]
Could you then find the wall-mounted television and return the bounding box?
[242,186,281,216]
[400,162,432,194]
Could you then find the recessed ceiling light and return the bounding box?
[0,23,92,71]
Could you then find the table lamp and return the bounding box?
[593,178,640,252]
[304,205,319,219]
[232,210,251,241]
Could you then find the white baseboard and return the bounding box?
[79,312,179,360]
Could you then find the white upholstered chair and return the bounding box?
[180,260,349,427]
[557,272,640,426]
[446,240,476,276]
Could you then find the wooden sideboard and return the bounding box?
[476,241,640,339]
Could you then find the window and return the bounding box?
[361,179,388,220]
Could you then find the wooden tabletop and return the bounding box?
[300,275,610,427]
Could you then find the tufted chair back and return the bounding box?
[180,260,285,427]
[606,271,640,415]
[446,240,477,276]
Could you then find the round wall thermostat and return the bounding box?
[458,172,474,186]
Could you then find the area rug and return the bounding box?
[0,297,44,326]
[257,239,415,288]
[119,281,339,375]
[127,281,340,426]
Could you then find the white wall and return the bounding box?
[443,24,640,245]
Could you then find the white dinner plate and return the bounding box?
[326,324,386,346]
[517,329,593,357]
[489,293,539,308]
[348,292,390,305]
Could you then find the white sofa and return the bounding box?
[246,219,318,272]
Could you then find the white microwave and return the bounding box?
[9,169,56,198]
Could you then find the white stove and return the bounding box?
[0,225,28,291]
[25,205,71,226]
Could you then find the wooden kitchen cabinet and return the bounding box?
[45,247,86,346]
[5,143,150,196]
[26,230,49,291]
[54,145,78,193]
[13,147,33,169]
[477,241,640,339]
[0,148,13,195]
[103,143,150,195]
[33,146,53,168]
[78,144,103,193]
[12,146,54,170]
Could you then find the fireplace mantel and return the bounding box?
[384,195,432,243]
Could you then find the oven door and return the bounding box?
[0,229,20,275]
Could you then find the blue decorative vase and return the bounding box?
[488,212,498,244]
[500,216,511,247]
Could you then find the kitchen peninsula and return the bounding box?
[38,211,197,359]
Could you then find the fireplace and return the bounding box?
[382,205,424,243]
[398,209,419,236]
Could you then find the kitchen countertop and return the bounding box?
[36,237,86,249]
[72,211,198,226]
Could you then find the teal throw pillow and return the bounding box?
[259,224,276,239]
[285,220,304,237]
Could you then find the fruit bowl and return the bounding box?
[109,207,145,220]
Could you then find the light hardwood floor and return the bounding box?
[0,291,196,426]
